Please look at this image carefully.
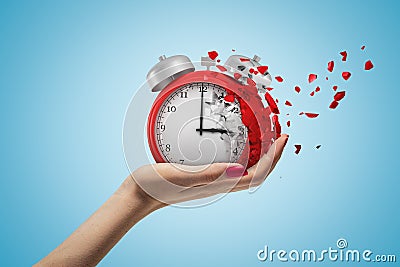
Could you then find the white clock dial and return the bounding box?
[155,82,248,165]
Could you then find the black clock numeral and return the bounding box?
[167,106,176,112]
[199,86,207,93]
[160,124,165,132]
[233,147,238,155]
[232,107,239,113]
[180,91,188,98]
[165,144,171,152]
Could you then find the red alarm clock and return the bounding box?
[146,54,278,168]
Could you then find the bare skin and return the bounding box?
[35,134,288,266]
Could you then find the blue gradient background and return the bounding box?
[1,1,399,266]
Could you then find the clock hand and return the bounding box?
[195,128,229,134]
[199,86,204,136]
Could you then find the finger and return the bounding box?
[266,134,289,176]
[227,134,289,189]
[155,162,245,187]
[248,134,288,187]
[184,134,289,195]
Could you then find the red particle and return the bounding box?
[249,68,254,73]
[286,113,289,116]
[333,85,338,91]
[364,60,374,70]
[340,51,347,61]
[308,73,317,83]
[329,100,339,109]
[275,98,279,103]
[272,115,281,138]
[275,76,284,82]
[327,60,334,72]
[294,86,301,93]
[361,45,365,50]
[342,71,351,80]
[287,120,291,127]
[299,112,304,115]
[264,92,280,114]
[232,49,236,52]
[266,87,274,91]
[294,144,302,154]
[247,77,256,87]
[326,77,329,80]
[217,59,221,63]
[257,66,269,74]
[315,86,321,92]
[234,73,242,80]
[305,113,319,118]
[285,100,292,106]
[208,50,218,60]
[334,91,346,101]
[239,57,250,62]
[310,91,315,96]
[224,94,235,102]
[254,71,259,75]
[216,65,227,72]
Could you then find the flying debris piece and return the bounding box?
[329,100,339,109]
[340,51,347,61]
[327,61,334,72]
[308,74,317,83]
[364,60,374,70]
[208,50,218,60]
[294,144,302,154]
[334,91,346,101]
[216,65,227,72]
[342,71,351,80]
[257,66,269,74]
[305,113,319,118]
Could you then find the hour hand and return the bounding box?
[196,128,229,134]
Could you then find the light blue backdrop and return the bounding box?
[0,0,398,266]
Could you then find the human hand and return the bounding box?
[36,134,288,266]
[119,134,289,211]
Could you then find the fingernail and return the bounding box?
[226,166,246,178]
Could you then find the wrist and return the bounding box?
[115,174,166,216]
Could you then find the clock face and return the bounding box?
[154,82,248,165]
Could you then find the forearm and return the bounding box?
[35,176,161,267]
